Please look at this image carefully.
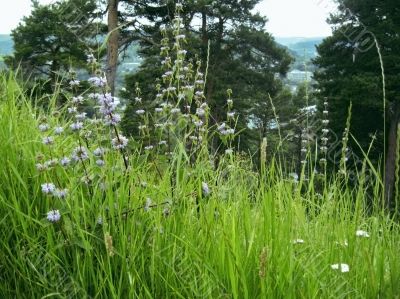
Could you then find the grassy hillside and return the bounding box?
[0,72,399,298]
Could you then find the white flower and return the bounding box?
[47,210,61,222]
[96,159,105,167]
[144,145,154,151]
[42,136,54,145]
[167,86,176,92]
[136,109,145,115]
[227,112,235,119]
[44,159,58,168]
[221,128,235,136]
[85,131,93,139]
[112,135,129,150]
[88,93,100,100]
[289,173,299,182]
[155,108,163,113]
[292,239,305,244]
[54,126,64,135]
[335,240,349,247]
[104,113,121,126]
[164,71,173,77]
[87,53,97,64]
[99,101,118,115]
[72,96,84,104]
[171,108,181,114]
[70,122,84,131]
[69,80,80,87]
[60,157,71,167]
[218,123,226,131]
[38,124,50,132]
[225,148,233,154]
[194,120,203,127]
[196,108,206,117]
[41,183,56,194]
[71,146,89,162]
[202,182,210,196]
[356,230,370,238]
[54,188,68,199]
[75,112,87,121]
[195,91,204,97]
[227,99,233,105]
[68,107,77,114]
[159,140,167,145]
[331,263,349,273]
[36,163,47,172]
[93,147,105,157]
[183,85,194,90]
[88,76,107,88]
[195,80,204,85]
[161,58,170,65]
[144,198,152,211]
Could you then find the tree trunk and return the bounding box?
[106,0,119,96]
[385,101,400,209]
[201,9,208,61]
[50,59,58,87]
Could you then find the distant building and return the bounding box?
[287,70,313,82]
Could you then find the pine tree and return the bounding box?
[120,0,292,152]
[6,0,102,87]
[314,0,400,205]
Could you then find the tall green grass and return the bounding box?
[0,72,399,298]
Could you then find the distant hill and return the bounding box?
[275,37,325,88]
[0,35,13,68]
[276,37,325,72]
[1,33,323,88]
[0,34,13,56]
[275,37,324,58]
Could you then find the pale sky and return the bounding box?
[0,0,336,37]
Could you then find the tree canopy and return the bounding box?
[120,0,293,152]
[313,0,400,203]
[6,0,102,85]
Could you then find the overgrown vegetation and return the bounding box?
[1,67,400,298]
[1,0,399,298]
